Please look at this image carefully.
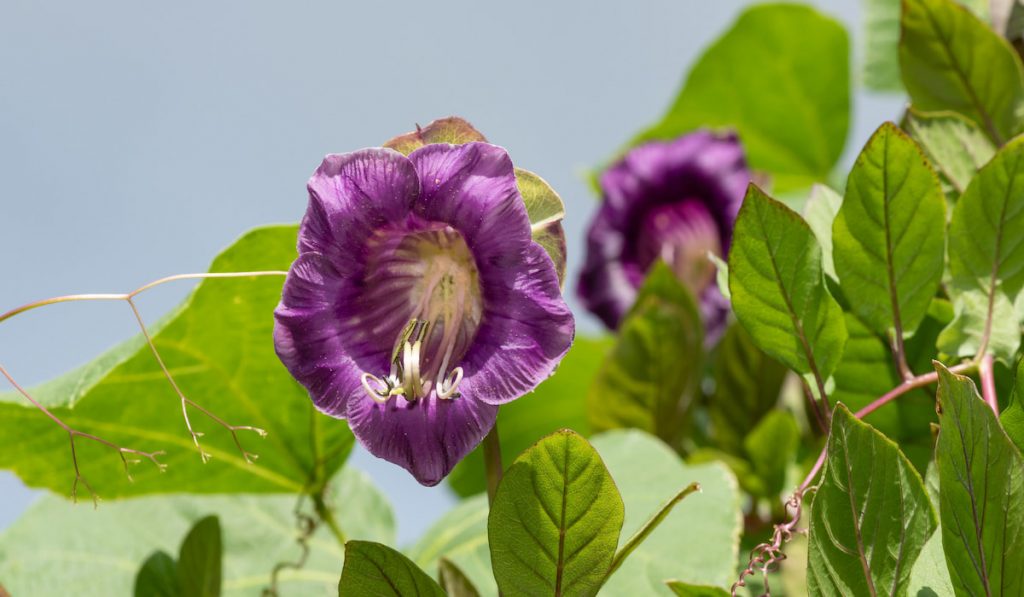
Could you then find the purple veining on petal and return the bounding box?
[274,142,575,486]
[578,130,750,342]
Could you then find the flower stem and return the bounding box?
[979,354,1000,415]
[312,491,346,548]
[483,423,503,506]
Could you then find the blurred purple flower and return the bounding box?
[274,142,574,486]
[578,131,750,342]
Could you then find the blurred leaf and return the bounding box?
[903,108,996,197]
[177,516,222,597]
[862,0,988,92]
[708,253,731,301]
[943,137,1024,362]
[407,495,494,597]
[438,558,480,597]
[803,184,843,280]
[665,581,730,597]
[488,430,624,596]
[807,404,936,595]
[634,4,849,190]
[339,541,445,596]
[742,410,799,499]
[592,430,743,594]
[383,116,487,154]
[0,467,392,596]
[935,364,1024,594]
[708,323,787,455]
[588,264,702,443]
[134,552,180,597]
[729,185,847,380]
[908,529,955,596]
[448,336,611,497]
[833,123,946,339]
[900,0,1024,145]
[1002,356,1024,452]
[0,226,354,497]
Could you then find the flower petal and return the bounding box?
[346,394,498,486]
[460,243,575,406]
[299,148,421,274]
[273,252,361,417]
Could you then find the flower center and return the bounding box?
[358,223,483,403]
[635,200,722,293]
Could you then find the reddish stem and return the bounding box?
[979,354,1000,415]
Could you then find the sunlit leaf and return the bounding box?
[488,430,624,596]
[833,122,946,339]
[728,185,847,381]
[903,108,996,197]
[0,226,354,497]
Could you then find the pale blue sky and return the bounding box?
[0,0,901,544]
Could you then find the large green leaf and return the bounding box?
[448,336,610,498]
[588,264,702,442]
[0,226,354,497]
[634,4,849,190]
[487,430,624,596]
[177,516,222,597]
[903,108,996,197]
[935,364,1024,595]
[407,495,494,597]
[339,541,445,597]
[592,430,742,594]
[900,0,1024,145]
[833,122,946,339]
[943,137,1024,362]
[728,185,847,382]
[807,404,937,596]
[707,323,787,456]
[0,467,393,595]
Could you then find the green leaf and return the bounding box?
[943,136,1024,361]
[728,185,847,381]
[516,168,568,286]
[587,263,702,442]
[908,529,955,596]
[1001,356,1024,452]
[0,226,354,497]
[807,404,937,596]
[634,4,849,190]
[900,0,1024,145]
[903,108,996,196]
[438,558,481,597]
[487,429,625,596]
[592,430,743,593]
[803,184,843,280]
[833,122,947,339]
[708,323,787,455]
[339,541,445,597]
[407,495,494,597]
[0,467,392,595]
[448,336,610,497]
[177,516,222,597]
[665,581,730,597]
[742,410,799,498]
[935,363,1024,595]
[134,552,180,597]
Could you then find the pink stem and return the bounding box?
[979,354,1000,415]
